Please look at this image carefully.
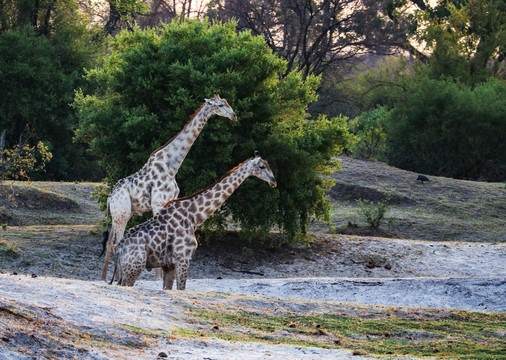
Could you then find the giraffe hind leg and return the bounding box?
[109,254,117,285]
[162,265,176,290]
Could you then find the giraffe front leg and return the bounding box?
[175,257,191,291]
[174,236,198,290]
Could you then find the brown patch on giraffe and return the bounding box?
[188,202,197,214]
[173,211,183,222]
[154,162,164,173]
[195,212,205,224]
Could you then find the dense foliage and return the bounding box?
[75,20,353,239]
[341,0,506,181]
[0,0,103,180]
[349,107,389,160]
[384,76,506,180]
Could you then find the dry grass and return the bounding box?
[317,156,506,242]
[0,181,103,226]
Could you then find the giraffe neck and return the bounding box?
[186,161,251,227]
[154,103,212,174]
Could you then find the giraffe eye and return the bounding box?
[218,104,224,107]
[259,164,265,169]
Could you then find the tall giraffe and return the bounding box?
[113,153,277,290]
[101,94,237,281]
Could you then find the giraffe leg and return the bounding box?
[101,190,132,281]
[101,218,130,281]
[118,247,145,287]
[175,257,191,290]
[152,197,174,281]
[174,236,197,290]
[100,229,115,281]
[162,264,176,290]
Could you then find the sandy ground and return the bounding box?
[0,275,420,360]
[182,234,506,312]
[1,235,505,359]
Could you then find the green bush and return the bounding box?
[349,107,389,160]
[75,20,353,240]
[385,76,506,181]
[0,25,102,180]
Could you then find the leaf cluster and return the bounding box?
[1,141,52,181]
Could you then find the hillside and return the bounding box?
[314,156,506,242]
[1,156,505,242]
[0,181,103,226]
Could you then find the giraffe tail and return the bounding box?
[100,198,111,257]
[99,230,110,257]
[109,255,117,285]
[109,252,122,285]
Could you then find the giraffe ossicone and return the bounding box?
[113,154,277,290]
[100,94,237,281]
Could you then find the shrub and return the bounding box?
[75,20,353,240]
[385,76,506,181]
[349,107,389,160]
[356,197,392,228]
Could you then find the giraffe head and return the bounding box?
[247,152,277,188]
[205,93,237,121]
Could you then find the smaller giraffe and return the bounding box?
[113,153,277,290]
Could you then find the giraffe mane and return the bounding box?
[162,158,253,208]
[149,102,207,157]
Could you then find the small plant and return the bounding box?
[356,197,392,228]
[1,223,7,231]
[0,243,20,258]
[241,247,254,257]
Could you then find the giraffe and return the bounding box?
[113,153,277,290]
[100,93,237,281]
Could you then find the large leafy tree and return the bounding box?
[75,20,352,239]
[208,0,414,79]
[418,0,506,83]
[340,0,506,181]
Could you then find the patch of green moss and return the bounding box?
[179,307,506,359]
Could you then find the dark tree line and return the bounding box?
[207,0,414,78]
